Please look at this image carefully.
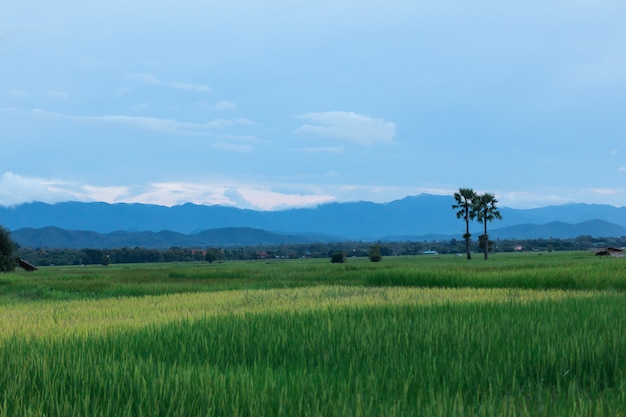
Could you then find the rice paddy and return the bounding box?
[0,252,624,416]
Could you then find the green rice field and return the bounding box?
[0,251,625,416]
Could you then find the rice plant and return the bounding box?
[0,252,624,416]
[0,288,624,416]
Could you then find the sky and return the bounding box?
[2,0,626,210]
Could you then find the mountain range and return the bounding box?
[3,194,626,248]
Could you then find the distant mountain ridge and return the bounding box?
[2,195,626,247]
[10,219,626,249]
[489,219,626,240]
[11,226,334,249]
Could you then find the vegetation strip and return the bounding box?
[0,286,599,340]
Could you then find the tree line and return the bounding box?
[5,235,624,268]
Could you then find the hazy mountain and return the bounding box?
[11,226,338,249]
[488,219,626,240]
[11,219,626,249]
[3,195,626,245]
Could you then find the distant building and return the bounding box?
[18,258,38,271]
[191,249,207,257]
[594,247,624,258]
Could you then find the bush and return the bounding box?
[0,225,17,272]
[330,252,346,263]
[369,246,382,262]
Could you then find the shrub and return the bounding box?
[330,252,346,263]
[369,246,382,262]
[0,225,16,272]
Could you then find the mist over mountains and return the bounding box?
[3,194,626,248]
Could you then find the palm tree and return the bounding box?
[452,188,477,260]
[474,193,503,260]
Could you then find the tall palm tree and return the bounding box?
[452,188,477,260]
[474,193,503,260]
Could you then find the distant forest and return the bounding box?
[16,235,626,267]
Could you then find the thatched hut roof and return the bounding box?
[594,247,624,258]
[18,258,38,271]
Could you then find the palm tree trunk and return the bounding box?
[465,212,471,260]
[483,220,488,260]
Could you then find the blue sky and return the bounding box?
[2,0,625,210]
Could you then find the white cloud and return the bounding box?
[590,188,621,195]
[113,182,334,210]
[212,141,253,152]
[96,114,205,133]
[223,189,255,209]
[126,73,161,84]
[215,133,261,143]
[194,100,211,110]
[118,183,233,207]
[80,185,131,201]
[205,119,235,129]
[619,166,626,172]
[215,100,237,110]
[303,146,345,154]
[0,171,338,210]
[233,117,253,125]
[225,187,335,211]
[48,90,70,100]
[4,170,626,211]
[0,172,82,207]
[295,111,396,146]
[130,102,150,112]
[126,74,211,93]
[10,90,29,99]
[170,81,211,92]
[25,108,252,137]
[488,191,569,209]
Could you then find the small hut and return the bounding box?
[18,258,38,271]
[594,247,625,258]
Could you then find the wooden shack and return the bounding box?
[18,258,38,271]
[594,247,625,258]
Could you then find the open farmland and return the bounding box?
[0,252,625,416]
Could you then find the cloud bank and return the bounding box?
[0,172,335,210]
[295,111,396,146]
[126,73,211,92]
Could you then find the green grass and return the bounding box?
[1,295,624,416]
[0,251,625,416]
[1,251,625,302]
